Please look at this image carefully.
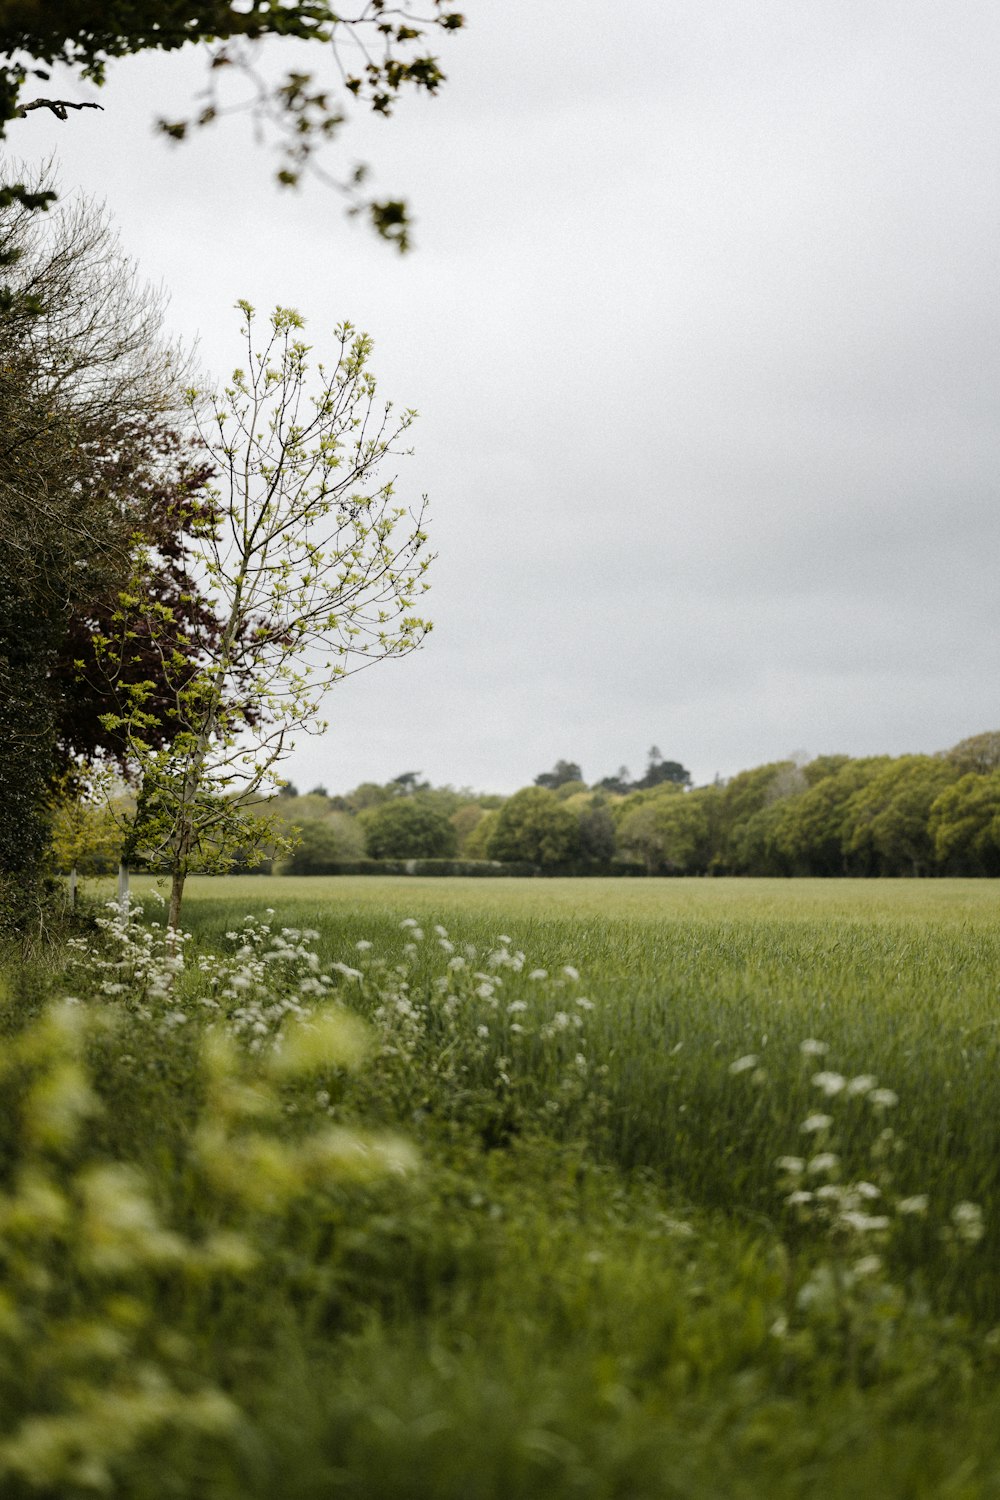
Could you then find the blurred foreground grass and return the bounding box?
[8,875,1000,1497]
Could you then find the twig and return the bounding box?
[17,99,104,121]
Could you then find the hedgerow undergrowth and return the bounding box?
[1,877,1000,1497]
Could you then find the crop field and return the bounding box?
[5,876,1000,1497]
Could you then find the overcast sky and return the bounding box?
[13,2,1000,793]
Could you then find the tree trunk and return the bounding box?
[68,867,77,911]
[168,866,186,934]
[117,861,129,907]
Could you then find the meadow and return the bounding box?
[3,875,1000,1497]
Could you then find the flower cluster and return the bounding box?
[70,902,603,1141]
[348,921,603,1138]
[768,1038,984,1258]
[70,902,351,1054]
[66,895,188,1009]
[726,1032,987,1367]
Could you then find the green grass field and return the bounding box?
[9,875,1000,1497]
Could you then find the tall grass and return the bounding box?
[165,876,1000,1307]
[5,874,1000,1497]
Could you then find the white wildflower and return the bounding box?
[776,1156,805,1174]
[896,1194,929,1216]
[801,1113,833,1134]
[811,1071,846,1097]
[807,1152,839,1175]
[563,965,580,981]
[846,1074,877,1096]
[729,1054,759,1075]
[840,1211,891,1234]
[868,1088,899,1111]
[951,1201,985,1244]
[331,962,362,981]
[528,969,548,981]
[800,1038,828,1057]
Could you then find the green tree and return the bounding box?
[343,781,394,813]
[616,786,715,874]
[0,2,465,247]
[462,807,499,859]
[0,187,186,928]
[944,731,1000,775]
[486,787,581,868]
[361,798,455,860]
[715,761,796,872]
[554,779,588,801]
[593,764,632,796]
[930,771,1000,875]
[723,798,798,876]
[844,755,962,876]
[284,812,365,872]
[577,801,617,865]
[771,758,889,876]
[636,745,692,791]
[48,779,123,876]
[108,302,432,930]
[450,802,484,855]
[534,759,583,791]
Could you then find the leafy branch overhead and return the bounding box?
[0,1,466,248]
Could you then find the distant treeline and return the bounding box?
[54,733,1000,878]
[265,732,1000,878]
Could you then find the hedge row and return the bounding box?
[260,858,653,878]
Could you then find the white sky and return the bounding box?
[11,2,1000,793]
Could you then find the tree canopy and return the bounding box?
[0,1,466,246]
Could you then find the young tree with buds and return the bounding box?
[104,301,432,929]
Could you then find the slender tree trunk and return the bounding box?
[117,861,129,907]
[168,866,186,934]
[68,867,77,911]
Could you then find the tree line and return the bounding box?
[58,731,1000,879]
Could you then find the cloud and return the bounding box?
[12,1,1000,789]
